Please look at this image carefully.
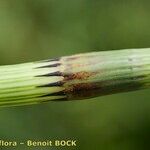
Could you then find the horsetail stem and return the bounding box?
[0,48,150,107]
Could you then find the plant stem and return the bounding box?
[0,48,150,107]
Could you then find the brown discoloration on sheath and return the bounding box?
[63,76,146,100]
[63,71,96,81]
[66,83,94,92]
[61,71,99,99]
[64,82,100,99]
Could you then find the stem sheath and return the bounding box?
[0,48,150,107]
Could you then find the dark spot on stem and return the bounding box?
[128,58,133,62]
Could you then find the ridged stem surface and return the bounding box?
[0,48,150,107]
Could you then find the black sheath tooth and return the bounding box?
[36,63,61,69]
[41,58,60,63]
[35,71,62,77]
[37,81,64,87]
[39,91,65,97]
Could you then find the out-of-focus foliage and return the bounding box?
[0,0,150,149]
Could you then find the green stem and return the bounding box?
[0,48,150,107]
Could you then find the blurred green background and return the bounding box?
[0,0,150,149]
